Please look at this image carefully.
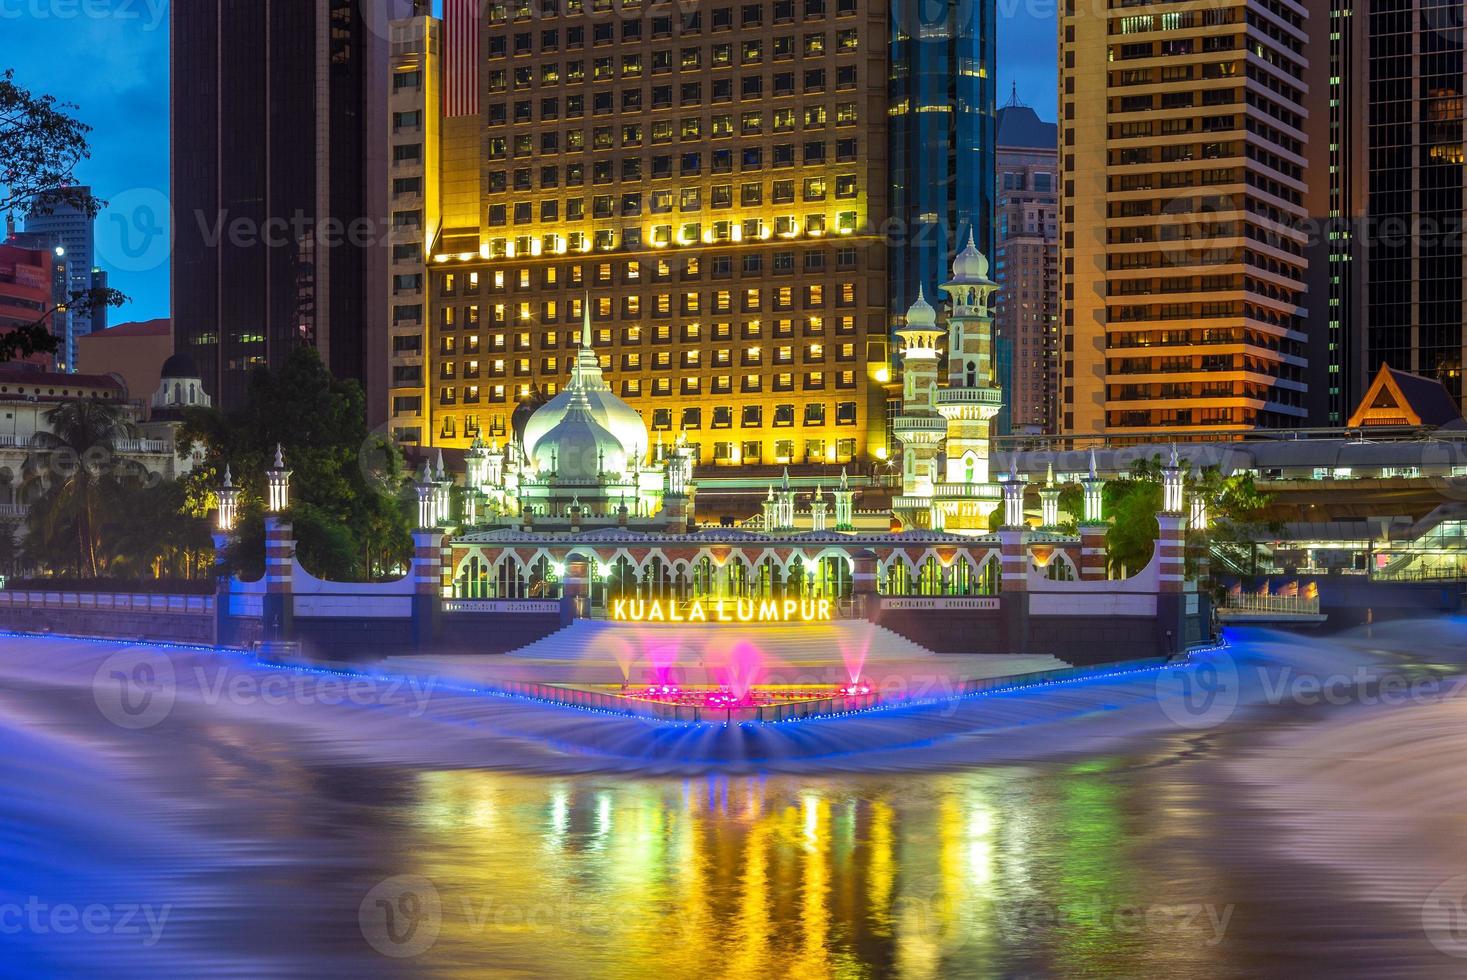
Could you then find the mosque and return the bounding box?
[205,243,1208,666]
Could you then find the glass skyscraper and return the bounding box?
[887,0,995,316]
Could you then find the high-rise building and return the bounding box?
[171,0,410,411]
[1309,0,1464,422]
[888,0,996,310]
[1059,0,1314,436]
[388,0,992,470]
[993,94,1058,434]
[22,186,98,370]
[0,242,57,368]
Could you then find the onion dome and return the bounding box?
[531,389,627,480]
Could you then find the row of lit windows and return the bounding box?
[476,214,860,256]
[488,107,854,143]
[426,252,863,291]
[486,30,859,63]
[437,374,861,401]
[480,139,862,191]
[421,318,862,350]
[430,285,860,324]
[438,341,855,369]
[483,0,859,30]
[485,178,859,223]
[485,107,859,159]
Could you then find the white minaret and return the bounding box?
[891,290,945,499]
[265,444,291,513]
[1162,444,1185,515]
[1082,448,1106,524]
[833,467,855,531]
[936,231,1001,486]
[216,465,239,532]
[416,460,437,529]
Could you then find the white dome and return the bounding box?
[522,310,648,463]
[524,385,647,464]
[949,230,995,285]
[903,287,938,328]
[532,391,627,480]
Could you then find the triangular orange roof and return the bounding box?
[1348,363,1463,428]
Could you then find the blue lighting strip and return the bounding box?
[1,629,1230,730]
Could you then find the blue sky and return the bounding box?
[4,2,1056,324]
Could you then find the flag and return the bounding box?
[1279,581,1299,598]
[1303,582,1319,600]
[1228,581,1242,597]
[445,0,480,118]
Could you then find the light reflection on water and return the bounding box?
[392,763,1227,978]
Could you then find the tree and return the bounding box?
[106,480,213,580]
[177,346,415,581]
[1190,466,1280,579]
[0,517,20,579]
[0,70,127,361]
[26,399,139,576]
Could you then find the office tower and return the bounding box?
[172,0,410,412]
[888,0,997,309]
[993,93,1058,434]
[90,269,109,335]
[0,242,58,368]
[23,186,98,370]
[1059,0,1314,435]
[389,0,975,471]
[1310,0,1463,421]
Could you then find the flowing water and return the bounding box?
[4,622,1467,977]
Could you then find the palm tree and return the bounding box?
[30,399,137,577]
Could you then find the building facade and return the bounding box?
[1309,0,1464,424]
[171,0,410,411]
[0,242,55,369]
[23,187,101,370]
[388,0,995,472]
[993,98,1058,434]
[1059,0,1314,436]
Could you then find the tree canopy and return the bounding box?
[177,346,415,581]
[0,70,127,361]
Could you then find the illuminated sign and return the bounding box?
[610,597,833,623]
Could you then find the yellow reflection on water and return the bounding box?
[397,763,1218,978]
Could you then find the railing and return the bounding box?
[1220,592,1319,615]
[0,503,27,519]
[0,591,214,614]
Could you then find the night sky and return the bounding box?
[5,1,1057,324]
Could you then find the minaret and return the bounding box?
[215,465,239,532]
[773,467,797,531]
[810,483,829,531]
[891,289,946,500]
[833,467,855,531]
[265,444,291,513]
[936,231,1002,486]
